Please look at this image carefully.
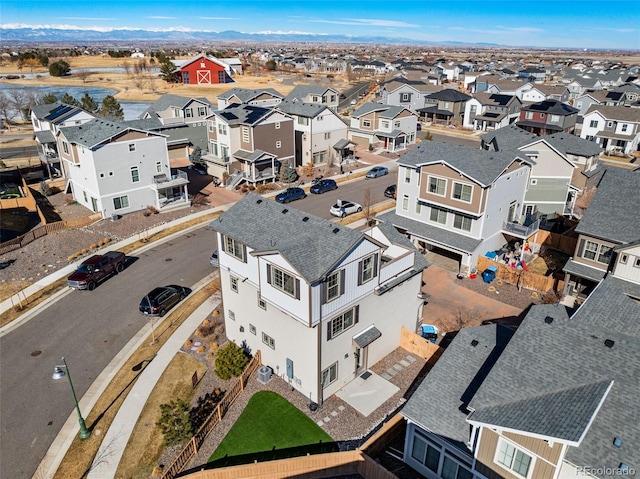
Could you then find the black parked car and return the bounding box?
[139,285,186,317]
[275,187,306,203]
[310,179,338,194]
[384,185,397,199]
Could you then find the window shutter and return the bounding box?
[373,253,379,278]
[266,264,271,284]
[357,261,363,286]
[242,244,247,263]
[321,280,327,304]
[577,239,585,258]
[221,235,226,253]
[355,305,359,324]
[340,270,345,295]
[327,322,332,341]
[295,279,300,300]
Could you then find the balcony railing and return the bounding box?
[152,170,189,188]
[502,218,540,238]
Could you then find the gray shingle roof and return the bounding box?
[213,104,273,126]
[59,118,162,148]
[543,132,602,157]
[402,324,515,452]
[209,193,365,283]
[584,104,640,123]
[276,99,326,118]
[425,89,472,102]
[522,100,579,115]
[141,93,213,118]
[397,140,529,187]
[374,221,429,271]
[284,85,339,101]
[351,103,409,119]
[563,258,606,282]
[575,167,640,243]
[217,87,284,102]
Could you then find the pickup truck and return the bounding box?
[67,251,126,290]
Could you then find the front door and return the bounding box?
[355,346,368,375]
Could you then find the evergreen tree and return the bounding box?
[214,342,249,380]
[49,60,70,77]
[41,93,58,104]
[80,93,99,113]
[98,95,124,121]
[155,399,193,446]
[60,93,80,107]
[159,58,178,83]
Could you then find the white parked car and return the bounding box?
[330,199,362,218]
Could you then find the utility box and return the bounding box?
[483,266,499,283]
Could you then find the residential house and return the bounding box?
[402,276,640,479]
[139,94,215,166]
[420,89,472,126]
[437,62,461,82]
[203,104,295,186]
[463,93,522,131]
[209,194,428,405]
[486,79,531,100]
[285,86,341,112]
[377,141,536,276]
[31,102,95,178]
[573,90,625,118]
[481,125,602,218]
[173,53,234,85]
[608,240,640,302]
[563,167,640,302]
[276,100,349,167]
[516,100,579,135]
[520,84,571,104]
[216,88,284,110]
[580,104,640,155]
[517,66,547,82]
[349,103,417,153]
[56,118,189,218]
[381,79,440,113]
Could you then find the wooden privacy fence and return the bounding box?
[0,213,100,255]
[536,230,577,254]
[160,350,263,479]
[477,256,563,293]
[400,327,444,363]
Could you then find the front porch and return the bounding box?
[150,170,190,209]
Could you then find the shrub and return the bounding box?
[156,398,193,446]
[39,181,52,196]
[103,237,110,243]
[214,342,249,380]
[90,244,98,250]
[142,210,151,217]
[81,249,88,255]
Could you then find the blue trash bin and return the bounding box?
[482,266,498,283]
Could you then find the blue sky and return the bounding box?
[2,0,639,50]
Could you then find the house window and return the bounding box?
[262,333,275,349]
[530,178,538,186]
[208,122,214,132]
[590,120,598,128]
[540,113,545,118]
[198,106,207,116]
[221,145,229,161]
[130,166,140,183]
[83,190,88,202]
[128,143,136,152]
[321,362,338,388]
[228,310,235,321]
[222,235,246,262]
[402,195,409,210]
[428,177,447,196]
[313,151,327,164]
[381,120,390,129]
[577,101,583,108]
[218,124,227,135]
[359,255,377,284]
[249,324,256,335]
[550,115,560,122]
[430,207,447,224]
[415,201,422,214]
[442,456,473,479]
[324,132,331,140]
[326,270,342,302]
[298,117,309,126]
[453,214,472,232]
[218,71,225,83]
[328,307,357,339]
[270,266,297,298]
[394,121,401,128]
[496,439,533,478]
[583,241,599,261]
[230,276,239,293]
[62,141,69,154]
[452,182,472,202]
[411,433,441,473]
[443,102,450,109]
[210,141,219,157]
[275,140,282,149]
[597,245,612,264]
[607,121,613,128]
[635,257,640,268]
[622,124,628,132]
[185,108,193,118]
[257,293,267,310]
[525,112,533,120]
[113,195,129,210]
[242,126,250,143]
[405,168,411,183]
[401,93,410,102]
[156,161,162,173]
[620,254,628,265]
[362,119,371,128]
[275,122,281,129]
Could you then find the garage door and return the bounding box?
[351,135,370,148]
[422,243,462,273]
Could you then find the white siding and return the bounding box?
[612,245,640,284]
[482,166,530,237]
[259,254,310,323]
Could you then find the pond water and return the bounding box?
[0,84,151,120]
[0,67,160,79]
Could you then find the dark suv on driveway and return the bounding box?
[139,285,186,317]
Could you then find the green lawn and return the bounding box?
[209,391,335,465]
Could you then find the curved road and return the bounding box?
[0,169,396,479]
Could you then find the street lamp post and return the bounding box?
[52,356,91,440]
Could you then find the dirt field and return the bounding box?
[0,55,350,102]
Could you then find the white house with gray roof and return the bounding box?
[402,276,639,479]
[216,87,284,110]
[276,99,348,167]
[56,118,189,218]
[463,93,522,131]
[209,194,428,405]
[349,103,417,153]
[285,86,340,112]
[580,104,640,155]
[378,141,536,276]
[381,79,440,113]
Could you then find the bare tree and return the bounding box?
[8,89,28,120]
[0,91,16,125]
[75,69,91,83]
[121,60,131,76]
[362,187,375,226]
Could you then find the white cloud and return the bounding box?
[59,17,118,21]
[311,18,419,28]
[147,16,177,20]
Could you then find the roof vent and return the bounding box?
[256,199,262,204]
[604,339,615,348]
[282,209,288,214]
[302,216,309,222]
[613,437,622,448]
[471,339,479,347]
[544,316,554,324]
[332,228,340,234]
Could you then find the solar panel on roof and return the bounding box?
[45,105,74,121]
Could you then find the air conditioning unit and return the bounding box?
[257,365,272,384]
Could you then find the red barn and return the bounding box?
[177,54,234,85]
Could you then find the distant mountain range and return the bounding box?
[0,26,502,47]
